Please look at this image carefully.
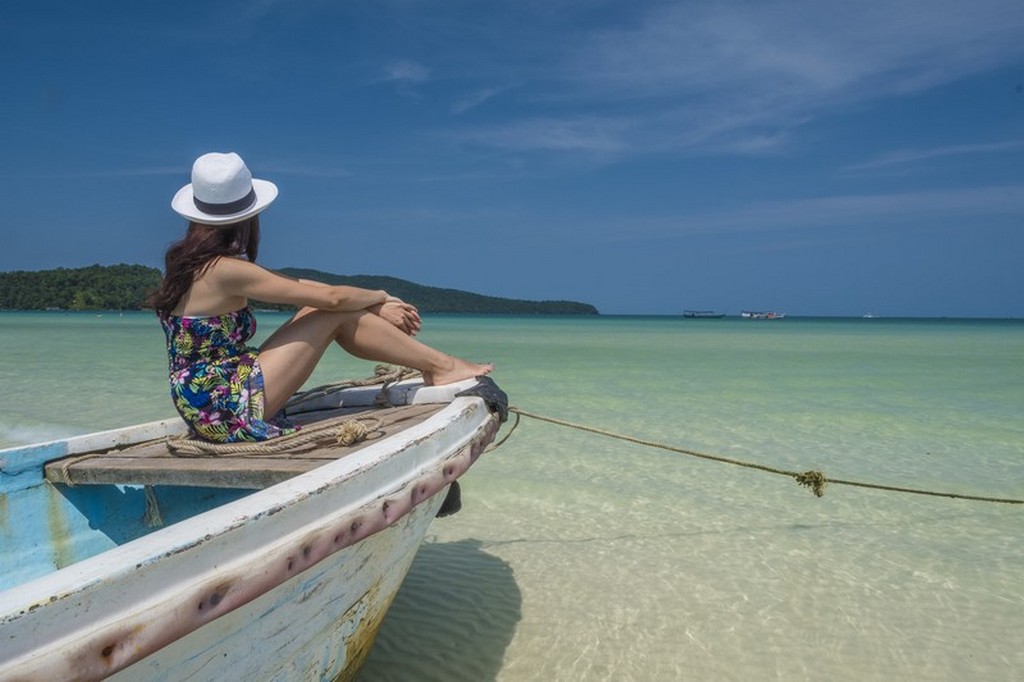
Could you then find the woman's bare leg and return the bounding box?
[332,310,491,385]
[258,308,492,415]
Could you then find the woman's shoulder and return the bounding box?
[204,256,269,282]
[206,255,255,273]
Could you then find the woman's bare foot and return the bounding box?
[423,356,493,386]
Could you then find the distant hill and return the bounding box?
[0,264,161,311]
[0,264,599,315]
[277,268,598,315]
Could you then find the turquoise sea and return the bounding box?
[1,312,1021,681]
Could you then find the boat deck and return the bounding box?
[44,404,445,489]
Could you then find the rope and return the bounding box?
[285,365,421,412]
[143,485,164,528]
[166,415,383,457]
[505,407,1023,505]
[165,364,417,457]
[487,409,522,450]
[56,452,101,487]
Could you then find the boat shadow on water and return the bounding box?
[358,538,522,682]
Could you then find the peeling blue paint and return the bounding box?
[0,442,68,494]
[1,480,251,591]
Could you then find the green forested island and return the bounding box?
[0,264,599,315]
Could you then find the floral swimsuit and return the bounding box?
[160,307,298,443]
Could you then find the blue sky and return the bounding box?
[2,0,1022,316]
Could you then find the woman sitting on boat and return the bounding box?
[150,152,492,444]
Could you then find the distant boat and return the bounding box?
[0,375,506,681]
[683,310,726,319]
[741,310,785,319]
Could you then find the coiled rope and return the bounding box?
[166,415,384,457]
[502,407,1023,505]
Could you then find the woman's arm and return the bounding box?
[295,274,421,334]
[212,258,388,311]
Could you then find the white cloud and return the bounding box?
[383,59,430,84]
[456,116,632,154]
[633,184,1024,238]
[843,140,1024,173]
[451,85,513,114]
[0,166,182,180]
[565,0,1024,100]
[261,162,353,179]
[451,1,1024,157]
[721,184,1023,226]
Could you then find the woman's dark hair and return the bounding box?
[149,216,260,316]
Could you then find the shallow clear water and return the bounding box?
[1,312,1021,680]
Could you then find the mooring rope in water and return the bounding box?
[501,407,1023,505]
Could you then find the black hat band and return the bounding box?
[193,188,257,215]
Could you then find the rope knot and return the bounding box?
[333,420,372,446]
[795,470,828,497]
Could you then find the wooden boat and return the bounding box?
[682,310,725,319]
[0,375,506,681]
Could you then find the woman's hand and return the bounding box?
[374,298,422,336]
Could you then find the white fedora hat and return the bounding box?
[171,152,278,225]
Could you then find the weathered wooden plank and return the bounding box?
[44,404,444,489]
[46,456,328,489]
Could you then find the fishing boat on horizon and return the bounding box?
[682,310,726,319]
[741,310,786,319]
[0,373,506,681]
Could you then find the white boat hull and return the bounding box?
[0,391,501,681]
[110,499,441,682]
